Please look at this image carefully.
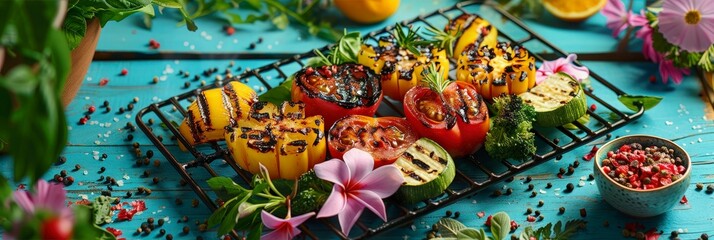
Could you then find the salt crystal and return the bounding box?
[643,124,647,128]
[86,77,93,81]
[216,45,222,49]
[665,121,674,125]
[93,151,99,155]
[105,123,112,127]
[580,176,587,181]
[94,140,101,145]
[539,189,546,194]
[123,174,130,180]
[159,75,167,81]
[113,117,119,122]
[93,156,100,160]
[472,200,477,204]
[554,188,561,192]
[67,126,72,131]
[183,41,189,47]
[79,194,88,199]
[190,45,195,50]
[233,39,238,44]
[502,185,508,190]
[116,180,124,187]
[410,225,416,231]
[689,118,693,123]
[125,114,131,119]
[267,45,272,50]
[84,96,90,100]
[83,170,88,175]
[578,181,585,187]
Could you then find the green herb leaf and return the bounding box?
[457,228,487,240]
[617,94,663,111]
[490,212,511,240]
[393,23,426,56]
[62,7,87,50]
[217,200,241,235]
[272,13,289,29]
[519,226,536,240]
[258,77,294,105]
[534,219,587,240]
[421,63,450,94]
[207,203,228,228]
[436,218,468,238]
[206,176,250,200]
[423,25,460,57]
[308,30,362,67]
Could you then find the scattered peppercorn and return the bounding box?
[506,188,513,195]
[527,184,534,191]
[143,158,150,165]
[525,176,532,182]
[566,183,575,192]
[559,168,566,174]
[126,191,132,198]
[526,208,532,214]
[138,187,145,194]
[99,167,106,173]
[538,200,544,207]
[534,210,541,216]
[60,170,68,177]
[119,107,125,113]
[546,182,552,188]
[538,215,544,221]
[567,166,575,175]
[588,174,595,181]
[180,179,188,186]
[493,190,502,197]
[64,176,75,186]
[248,43,256,49]
[146,150,154,158]
[530,191,537,198]
[153,177,159,184]
[101,190,111,196]
[133,142,140,148]
[696,183,704,190]
[145,188,152,195]
[166,234,173,240]
[707,184,714,193]
[671,231,678,238]
[558,207,565,214]
[127,134,134,141]
[445,210,452,217]
[74,164,81,171]
[159,229,166,235]
[573,160,580,168]
[555,155,563,160]
[154,160,160,167]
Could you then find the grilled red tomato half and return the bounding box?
[328,115,418,168]
[404,80,490,158]
[292,63,383,129]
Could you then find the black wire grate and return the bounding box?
[136,1,644,239]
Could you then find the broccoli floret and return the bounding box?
[291,170,333,215]
[485,94,536,161]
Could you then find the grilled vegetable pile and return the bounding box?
[225,101,326,180]
[456,42,536,100]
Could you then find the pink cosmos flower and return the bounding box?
[658,58,690,84]
[260,210,315,240]
[636,24,658,62]
[601,0,648,37]
[535,54,590,84]
[13,179,68,214]
[658,0,714,52]
[314,148,404,235]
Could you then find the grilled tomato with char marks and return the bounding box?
[358,25,449,101]
[328,115,418,168]
[456,42,536,100]
[225,101,326,180]
[291,63,382,129]
[404,64,490,158]
[178,81,257,150]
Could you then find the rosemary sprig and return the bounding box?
[421,63,450,94]
[309,30,362,67]
[423,25,463,57]
[393,23,428,56]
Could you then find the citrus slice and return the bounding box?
[543,0,607,22]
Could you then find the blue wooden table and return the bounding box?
[3,0,714,239]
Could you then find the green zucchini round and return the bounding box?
[519,72,587,127]
[392,138,455,204]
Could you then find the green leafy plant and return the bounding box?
[206,168,331,239]
[64,0,196,49]
[428,212,586,240]
[151,0,342,41]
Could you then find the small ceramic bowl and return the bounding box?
[593,135,691,217]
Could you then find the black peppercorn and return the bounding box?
[558,207,565,214]
[158,218,165,226]
[454,211,460,219]
[671,231,678,238]
[133,142,140,148]
[538,200,544,207]
[166,234,173,240]
[74,164,81,171]
[58,156,67,164]
[160,229,166,235]
[100,167,106,173]
[182,226,190,234]
[696,183,704,190]
[192,199,199,207]
[60,170,68,177]
[559,168,566,174]
[146,150,154,158]
[126,191,132,198]
[103,100,110,107]
[101,190,111,196]
[526,208,532,214]
[566,183,575,192]
[530,191,537,197]
[525,176,532,182]
[493,190,502,197]
[127,103,134,111]
[118,107,125,113]
[445,210,452,217]
[154,160,161,167]
[573,160,580,168]
[567,166,575,175]
[534,210,541,216]
[153,177,159,184]
[527,184,534,191]
[506,188,513,195]
[580,208,587,217]
[546,182,553,188]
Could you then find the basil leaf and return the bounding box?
[207,203,228,228]
[63,8,87,50]
[258,77,294,106]
[207,176,250,200]
[218,201,241,235]
[618,94,663,111]
[436,218,467,238]
[490,212,511,240]
[246,222,263,240]
[456,228,487,240]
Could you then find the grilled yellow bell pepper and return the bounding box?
[456,42,536,100]
[178,81,257,150]
[358,25,449,101]
[225,101,326,180]
[447,14,498,58]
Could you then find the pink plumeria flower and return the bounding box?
[314,148,404,235]
[601,0,648,37]
[658,57,690,84]
[535,54,590,84]
[260,210,315,240]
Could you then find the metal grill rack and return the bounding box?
[136,1,645,239]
